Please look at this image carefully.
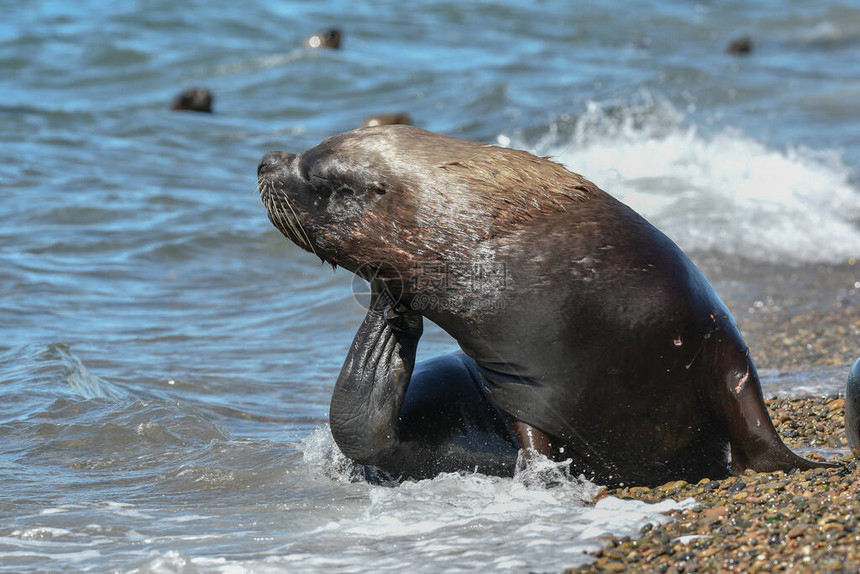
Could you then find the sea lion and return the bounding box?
[360,113,412,128]
[171,88,213,113]
[257,125,848,486]
[727,36,754,55]
[304,28,342,50]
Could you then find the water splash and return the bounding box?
[52,344,127,400]
[505,97,860,264]
[292,426,695,573]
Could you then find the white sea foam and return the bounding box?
[125,549,199,574]
[505,98,860,263]
[249,427,698,573]
[794,21,860,46]
[39,507,72,515]
[11,527,71,540]
[0,535,102,563]
[209,50,307,77]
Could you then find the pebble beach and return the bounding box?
[575,400,858,573]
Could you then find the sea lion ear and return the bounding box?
[368,182,388,195]
[298,146,331,182]
[297,153,313,181]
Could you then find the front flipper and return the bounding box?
[329,283,422,467]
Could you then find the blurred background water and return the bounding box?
[1,1,859,571]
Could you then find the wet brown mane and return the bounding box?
[261,125,609,275]
[434,145,600,226]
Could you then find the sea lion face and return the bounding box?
[257,129,429,290]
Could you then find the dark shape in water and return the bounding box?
[305,28,342,50]
[171,88,213,113]
[727,36,754,55]
[360,113,412,129]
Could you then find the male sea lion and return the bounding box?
[171,87,213,113]
[304,28,342,50]
[257,125,852,486]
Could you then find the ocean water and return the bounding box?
[1,0,859,571]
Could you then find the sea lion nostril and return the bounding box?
[257,151,294,178]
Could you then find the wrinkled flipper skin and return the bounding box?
[846,358,860,457]
[329,284,518,480]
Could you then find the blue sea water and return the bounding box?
[1,1,859,571]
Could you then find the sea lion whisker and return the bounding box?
[265,182,318,258]
[279,198,303,245]
[282,193,317,256]
[270,187,294,236]
[264,183,292,237]
[275,189,309,249]
[260,181,298,245]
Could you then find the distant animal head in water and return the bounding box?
[171,88,213,113]
[360,113,412,129]
[304,28,342,49]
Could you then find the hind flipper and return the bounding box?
[715,338,836,473]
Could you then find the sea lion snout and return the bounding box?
[257,151,295,178]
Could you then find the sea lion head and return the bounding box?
[304,28,342,50]
[257,125,595,302]
[257,127,419,279]
[171,87,213,113]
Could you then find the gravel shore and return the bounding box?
[570,261,860,573]
[572,397,857,573]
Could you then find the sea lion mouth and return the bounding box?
[257,151,318,256]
